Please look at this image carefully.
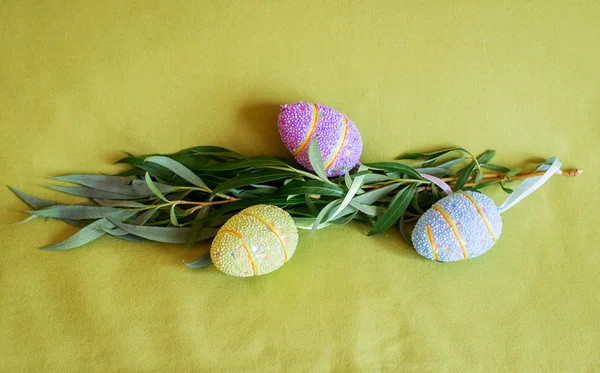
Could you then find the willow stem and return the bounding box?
[440,169,582,183]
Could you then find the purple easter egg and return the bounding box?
[278,102,363,177]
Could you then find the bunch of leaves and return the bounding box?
[11,141,523,262]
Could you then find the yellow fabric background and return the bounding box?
[1,1,599,371]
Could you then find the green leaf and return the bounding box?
[506,168,521,178]
[185,252,213,269]
[330,210,358,225]
[436,157,468,169]
[108,219,219,243]
[144,156,210,190]
[474,169,484,184]
[212,169,296,196]
[481,163,510,172]
[477,150,496,164]
[352,183,401,205]
[305,195,319,216]
[363,162,422,180]
[278,180,345,197]
[398,216,413,245]
[52,174,133,190]
[201,156,289,171]
[40,218,109,250]
[328,165,368,221]
[368,184,417,236]
[500,182,514,194]
[8,187,57,209]
[93,199,145,208]
[344,171,353,190]
[415,167,454,177]
[145,173,170,202]
[349,201,384,217]
[471,180,501,190]
[185,207,211,249]
[362,174,392,184]
[311,199,342,235]
[396,147,460,160]
[28,205,126,220]
[453,162,476,191]
[47,185,137,200]
[308,137,331,181]
[135,208,157,225]
[170,204,180,226]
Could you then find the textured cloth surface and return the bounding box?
[1,1,599,372]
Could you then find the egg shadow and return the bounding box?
[236,102,290,157]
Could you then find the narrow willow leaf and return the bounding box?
[212,169,296,196]
[109,219,218,243]
[278,180,345,197]
[454,162,476,191]
[144,156,210,190]
[506,168,521,178]
[398,216,413,245]
[368,184,417,236]
[352,183,401,205]
[308,137,330,182]
[135,208,157,225]
[211,196,305,217]
[52,174,133,191]
[363,162,422,180]
[28,206,127,220]
[185,252,213,269]
[395,147,460,160]
[109,234,149,243]
[8,187,57,209]
[328,165,367,221]
[101,225,129,236]
[145,173,170,202]
[331,210,358,225]
[311,199,341,235]
[294,217,331,230]
[185,207,210,249]
[93,199,145,208]
[436,157,468,169]
[474,169,484,184]
[40,218,109,250]
[201,156,289,171]
[431,184,441,200]
[17,215,38,224]
[170,204,180,226]
[471,180,501,190]
[362,174,392,184]
[500,182,514,194]
[415,167,454,177]
[349,201,381,216]
[305,195,319,216]
[477,150,496,164]
[481,163,510,172]
[344,172,353,190]
[47,185,136,200]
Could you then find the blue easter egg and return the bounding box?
[411,191,502,262]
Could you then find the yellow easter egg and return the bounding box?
[210,205,299,277]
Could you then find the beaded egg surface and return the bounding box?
[278,102,363,177]
[210,205,299,277]
[411,191,502,262]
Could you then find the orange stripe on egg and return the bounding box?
[433,205,469,260]
[461,193,496,241]
[220,228,257,275]
[325,116,349,171]
[241,211,288,262]
[293,103,319,156]
[426,225,438,260]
